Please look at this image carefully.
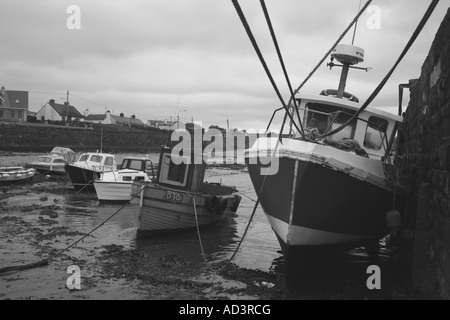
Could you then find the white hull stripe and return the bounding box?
[266,214,375,246]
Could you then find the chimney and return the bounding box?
[64,102,69,106]
[120,113,124,117]
[49,99,55,104]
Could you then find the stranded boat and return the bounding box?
[65,152,116,191]
[28,147,76,175]
[135,146,241,237]
[93,157,155,202]
[0,166,36,183]
[244,44,407,279]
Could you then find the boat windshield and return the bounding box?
[304,103,357,140]
[121,159,144,171]
[37,157,52,163]
[78,154,89,161]
[90,155,103,163]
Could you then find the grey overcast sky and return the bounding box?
[1,0,448,130]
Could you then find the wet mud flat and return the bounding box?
[0,171,423,300]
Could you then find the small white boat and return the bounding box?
[135,146,241,237]
[93,157,155,202]
[65,152,116,191]
[29,147,76,175]
[0,166,36,183]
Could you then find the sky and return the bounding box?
[1,0,449,130]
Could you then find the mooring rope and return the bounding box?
[231,0,304,137]
[292,0,373,96]
[260,0,305,138]
[318,0,440,140]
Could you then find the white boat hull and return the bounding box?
[93,181,134,201]
[0,167,36,183]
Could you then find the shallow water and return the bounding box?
[1,151,407,297]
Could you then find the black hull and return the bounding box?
[64,164,100,192]
[246,157,405,246]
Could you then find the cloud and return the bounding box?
[1,0,449,129]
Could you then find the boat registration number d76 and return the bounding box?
[164,190,184,202]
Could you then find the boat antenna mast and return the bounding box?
[326,0,372,99]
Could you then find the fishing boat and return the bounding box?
[245,44,406,277]
[0,166,36,183]
[93,157,155,202]
[232,0,438,283]
[65,152,116,191]
[135,146,241,237]
[28,147,76,175]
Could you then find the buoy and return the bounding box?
[45,175,51,179]
[386,210,401,229]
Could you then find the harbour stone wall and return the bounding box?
[398,8,450,299]
[0,122,170,153]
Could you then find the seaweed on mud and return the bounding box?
[99,248,210,292]
[38,216,59,226]
[20,204,43,213]
[39,205,61,218]
[35,226,86,241]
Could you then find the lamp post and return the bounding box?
[177,109,187,129]
[220,114,230,130]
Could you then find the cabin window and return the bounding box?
[90,155,103,163]
[104,157,114,166]
[134,176,145,181]
[122,176,132,181]
[168,162,187,184]
[159,154,189,187]
[128,159,143,171]
[364,116,388,150]
[305,103,357,140]
[38,157,52,163]
[53,159,65,163]
[79,154,88,162]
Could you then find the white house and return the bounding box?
[36,99,84,123]
[146,119,185,130]
[84,111,146,128]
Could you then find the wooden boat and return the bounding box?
[65,152,116,191]
[135,146,241,237]
[93,157,155,202]
[0,166,36,183]
[28,147,76,175]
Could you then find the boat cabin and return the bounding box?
[156,147,206,192]
[292,94,403,160]
[76,152,116,171]
[119,157,155,180]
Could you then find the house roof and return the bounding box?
[0,87,28,110]
[110,114,145,126]
[85,114,107,121]
[147,120,178,126]
[48,101,84,118]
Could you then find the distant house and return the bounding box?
[36,99,84,123]
[0,86,29,122]
[85,111,146,128]
[84,113,107,124]
[146,120,185,130]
